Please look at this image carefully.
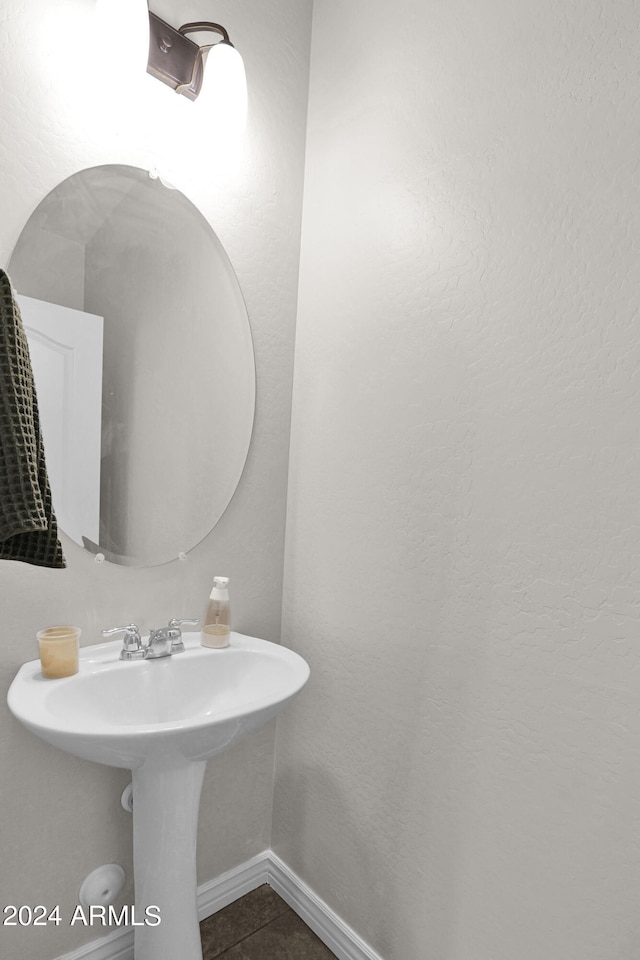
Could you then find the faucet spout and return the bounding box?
[144,627,179,659]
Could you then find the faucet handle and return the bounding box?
[168,617,199,630]
[167,617,199,653]
[101,623,144,661]
[101,623,141,641]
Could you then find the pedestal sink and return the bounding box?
[7,631,309,960]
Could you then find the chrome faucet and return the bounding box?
[145,618,198,658]
[101,618,199,661]
[144,626,176,659]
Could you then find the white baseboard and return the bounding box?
[56,850,383,960]
[196,850,271,919]
[54,925,133,960]
[266,853,383,960]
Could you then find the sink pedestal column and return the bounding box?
[131,757,207,960]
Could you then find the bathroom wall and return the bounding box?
[276,1,640,957]
[0,1,312,958]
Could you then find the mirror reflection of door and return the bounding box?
[17,294,104,548]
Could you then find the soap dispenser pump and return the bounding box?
[201,576,230,648]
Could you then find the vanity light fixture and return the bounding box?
[147,12,245,105]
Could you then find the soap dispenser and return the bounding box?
[201,577,230,648]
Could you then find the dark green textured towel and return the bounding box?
[0,269,65,568]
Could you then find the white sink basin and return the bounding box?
[8,631,309,768]
[8,631,309,960]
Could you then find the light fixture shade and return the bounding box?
[198,42,247,133]
[95,0,150,92]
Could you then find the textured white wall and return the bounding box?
[276,1,640,957]
[0,1,311,958]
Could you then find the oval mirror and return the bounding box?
[8,165,255,566]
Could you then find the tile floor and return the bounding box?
[200,884,338,959]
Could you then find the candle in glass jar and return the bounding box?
[37,626,80,679]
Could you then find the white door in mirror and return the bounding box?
[19,294,103,547]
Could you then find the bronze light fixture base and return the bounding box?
[147,12,234,101]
